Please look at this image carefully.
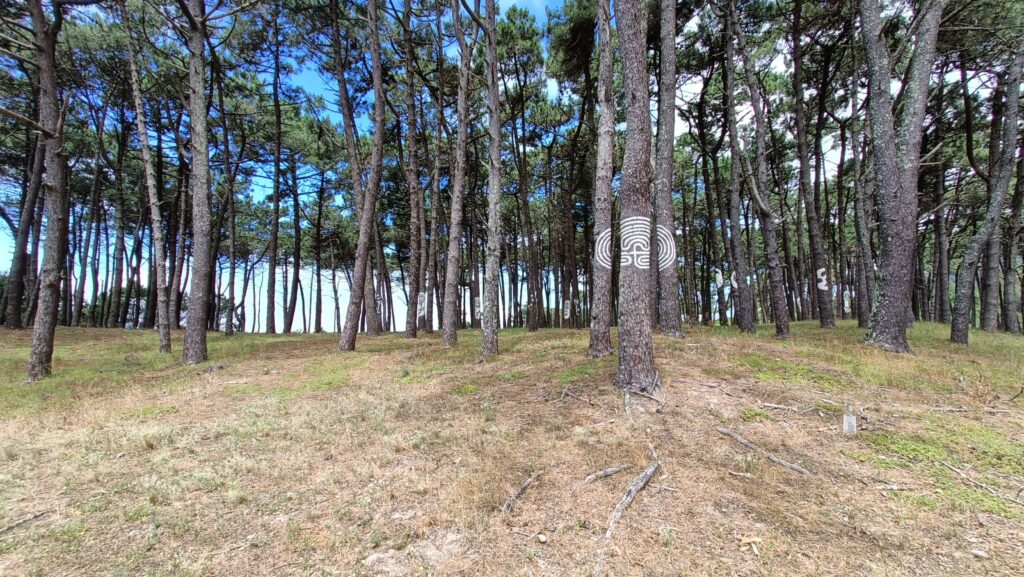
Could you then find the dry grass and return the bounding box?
[0,321,1022,576]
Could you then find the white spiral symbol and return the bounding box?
[816,268,829,291]
[730,271,738,289]
[619,216,652,269]
[563,300,571,320]
[714,268,724,287]
[595,227,614,270]
[416,292,426,319]
[655,225,676,270]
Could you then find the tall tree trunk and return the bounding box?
[440,0,476,347]
[732,0,789,336]
[723,4,756,333]
[182,0,213,364]
[481,0,501,357]
[26,0,70,380]
[339,0,387,351]
[792,0,834,328]
[615,0,658,392]
[952,47,1023,345]
[861,0,946,352]
[1003,155,1023,333]
[588,0,614,358]
[402,0,422,339]
[654,0,682,338]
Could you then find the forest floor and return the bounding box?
[0,321,1022,576]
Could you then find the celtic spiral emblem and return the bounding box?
[714,268,724,288]
[563,300,571,320]
[730,271,738,289]
[816,268,829,291]
[619,217,652,269]
[416,292,426,319]
[595,218,675,270]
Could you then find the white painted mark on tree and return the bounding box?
[714,268,724,288]
[816,268,829,291]
[595,227,614,270]
[655,225,676,270]
[730,271,738,289]
[417,292,426,319]
[563,300,571,320]
[620,217,652,269]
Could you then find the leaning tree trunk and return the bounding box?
[653,0,682,338]
[732,0,790,336]
[182,0,213,364]
[481,0,502,357]
[615,0,658,393]
[123,5,172,352]
[26,0,69,380]
[339,0,387,351]
[952,46,1023,345]
[587,0,614,359]
[861,0,946,352]
[440,0,475,347]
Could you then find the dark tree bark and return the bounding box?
[339,0,386,351]
[26,0,71,380]
[1003,154,1023,333]
[181,0,213,364]
[723,3,755,334]
[952,46,1023,345]
[402,0,422,339]
[615,0,658,392]
[588,0,613,358]
[653,0,682,338]
[860,0,946,352]
[440,0,477,347]
[481,0,501,357]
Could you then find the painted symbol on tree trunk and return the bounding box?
[620,217,652,269]
[816,268,829,291]
[416,292,426,319]
[595,227,614,270]
[714,268,724,287]
[655,225,676,270]
[563,300,571,320]
[730,272,738,289]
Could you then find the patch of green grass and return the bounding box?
[733,352,852,391]
[451,383,479,395]
[118,405,178,420]
[739,407,772,423]
[225,383,260,394]
[554,355,615,385]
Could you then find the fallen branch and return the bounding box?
[1007,386,1023,403]
[584,464,633,484]
[593,459,660,576]
[501,471,542,514]
[938,461,1024,508]
[0,510,50,536]
[604,459,660,539]
[716,427,810,475]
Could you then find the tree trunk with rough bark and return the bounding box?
[615,0,658,393]
[588,0,614,359]
[481,0,501,357]
[654,0,682,338]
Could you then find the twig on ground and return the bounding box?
[762,402,799,411]
[728,471,753,478]
[938,461,1024,508]
[561,387,597,407]
[0,510,50,536]
[1007,386,1023,403]
[700,382,721,388]
[716,427,810,475]
[584,464,633,484]
[502,471,542,514]
[630,390,667,412]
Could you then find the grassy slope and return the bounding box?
[0,321,1021,576]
